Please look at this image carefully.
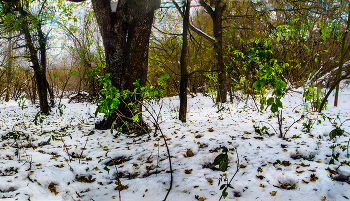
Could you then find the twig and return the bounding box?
[256,120,278,136]
[142,101,173,201]
[347,138,349,159]
[63,156,74,172]
[283,115,304,137]
[112,161,122,201]
[78,138,88,164]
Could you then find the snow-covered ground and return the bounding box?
[0,87,350,201]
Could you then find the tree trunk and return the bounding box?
[18,4,50,114]
[34,70,50,114]
[213,1,227,103]
[334,4,350,107]
[38,23,55,107]
[5,32,12,102]
[92,0,159,131]
[179,0,191,122]
[199,0,227,103]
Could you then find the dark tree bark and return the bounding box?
[200,0,227,103]
[91,0,160,131]
[5,32,12,102]
[179,0,191,122]
[17,3,51,114]
[318,73,350,113]
[173,0,226,103]
[334,3,350,107]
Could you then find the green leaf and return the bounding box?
[132,114,139,122]
[275,98,283,108]
[329,127,344,139]
[214,154,228,165]
[69,70,77,76]
[220,184,226,190]
[275,88,283,97]
[271,103,278,113]
[103,166,110,174]
[304,44,310,51]
[267,97,274,106]
[253,80,264,92]
[219,160,228,171]
[222,190,228,198]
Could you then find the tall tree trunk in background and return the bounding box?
[5,32,12,102]
[179,0,191,122]
[199,0,227,103]
[38,23,55,107]
[92,0,160,131]
[18,3,50,114]
[213,1,227,103]
[334,4,350,107]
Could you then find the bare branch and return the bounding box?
[152,25,182,36]
[199,0,214,19]
[172,0,215,44]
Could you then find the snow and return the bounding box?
[0,87,350,201]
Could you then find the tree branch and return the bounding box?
[199,0,214,19]
[172,0,215,44]
[152,25,182,36]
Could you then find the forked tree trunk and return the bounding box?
[18,3,51,114]
[92,0,160,131]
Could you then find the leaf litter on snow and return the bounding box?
[0,87,350,200]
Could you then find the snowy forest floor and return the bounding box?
[0,87,350,201]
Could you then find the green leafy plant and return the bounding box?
[214,147,229,172]
[329,127,345,140]
[329,144,341,165]
[253,124,270,136]
[303,86,327,112]
[17,95,26,110]
[214,148,240,200]
[56,104,66,117]
[321,113,348,141]
[245,36,291,139]
[204,72,218,103]
[218,173,233,199]
[33,111,45,133]
[95,73,168,133]
[302,117,315,133]
[320,113,350,162]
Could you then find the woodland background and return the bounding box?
[0,0,349,112]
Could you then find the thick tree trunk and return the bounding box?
[92,0,159,131]
[34,70,50,114]
[179,0,191,122]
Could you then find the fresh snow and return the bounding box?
[0,87,350,201]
